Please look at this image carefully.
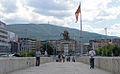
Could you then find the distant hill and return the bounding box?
[6,24,118,42]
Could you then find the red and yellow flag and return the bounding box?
[75,4,81,23]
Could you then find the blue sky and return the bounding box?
[0,0,120,37]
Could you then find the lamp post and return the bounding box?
[105,28,107,56]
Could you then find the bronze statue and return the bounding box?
[60,30,69,40]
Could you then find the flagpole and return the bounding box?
[79,3,83,56]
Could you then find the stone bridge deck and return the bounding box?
[8,62,113,74]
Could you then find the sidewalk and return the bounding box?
[8,62,113,74]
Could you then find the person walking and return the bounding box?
[68,56,70,62]
[36,50,41,66]
[58,53,61,62]
[89,48,95,69]
[62,53,65,62]
[72,56,75,62]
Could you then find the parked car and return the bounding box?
[0,53,15,58]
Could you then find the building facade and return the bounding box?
[0,21,10,55]
[112,38,120,47]
[18,38,36,53]
[89,39,111,50]
[9,41,19,54]
[8,31,19,54]
[83,43,90,54]
[48,39,80,56]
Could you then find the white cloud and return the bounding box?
[97,7,120,20]
[0,0,18,13]
[2,0,31,21]
[53,0,74,9]
[81,0,120,21]
[0,0,74,24]
[1,0,119,22]
[81,23,120,37]
[1,0,120,37]
[83,25,104,34]
[0,2,4,11]
[108,24,120,36]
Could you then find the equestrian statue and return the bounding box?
[60,30,70,40]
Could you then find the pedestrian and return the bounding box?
[44,50,48,56]
[36,50,41,66]
[72,56,75,62]
[68,56,70,62]
[66,56,68,62]
[58,53,61,62]
[89,48,96,69]
[62,53,65,62]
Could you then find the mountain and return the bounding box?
[6,24,118,42]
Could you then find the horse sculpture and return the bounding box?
[60,30,69,40]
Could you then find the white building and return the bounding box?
[8,31,19,54]
[18,38,36,53]
[0,21,10,55]
[48,39,80,56]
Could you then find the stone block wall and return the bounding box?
[76,57,120,74]
[0,57,52,74]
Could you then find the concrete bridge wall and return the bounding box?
[76,57,120,74]
[0,57,52,74]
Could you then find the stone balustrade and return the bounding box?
[76,57,120,74]
[0,57,52,74]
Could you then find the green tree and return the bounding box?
[101,48,105,56]
[95,49,99,56]
[97,44,115,56]
[96,44,120,57]
[41,43,54,55]
[27,50,36,57]
[20,50,27,57]
[112,46,120,56]
[99,48,102,56]
[107,44,115,56]
[46,43,53,55]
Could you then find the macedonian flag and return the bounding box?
[75,4,81,23]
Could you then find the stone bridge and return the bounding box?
[0,57,119,74]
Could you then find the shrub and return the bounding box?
[95,49,99,56]
[20,50,27,57]
[112,46,120,56]
[27,50,36,57]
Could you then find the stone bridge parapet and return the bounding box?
[76,57,120,74]
[0,57,52,74]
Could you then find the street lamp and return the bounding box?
[105,28,107,56]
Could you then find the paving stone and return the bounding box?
[8,62,113,74]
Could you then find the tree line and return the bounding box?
[95,44,120,56]
[14,43,55,57]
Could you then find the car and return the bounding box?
[0,54,8,57]
[0,53,15,58]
